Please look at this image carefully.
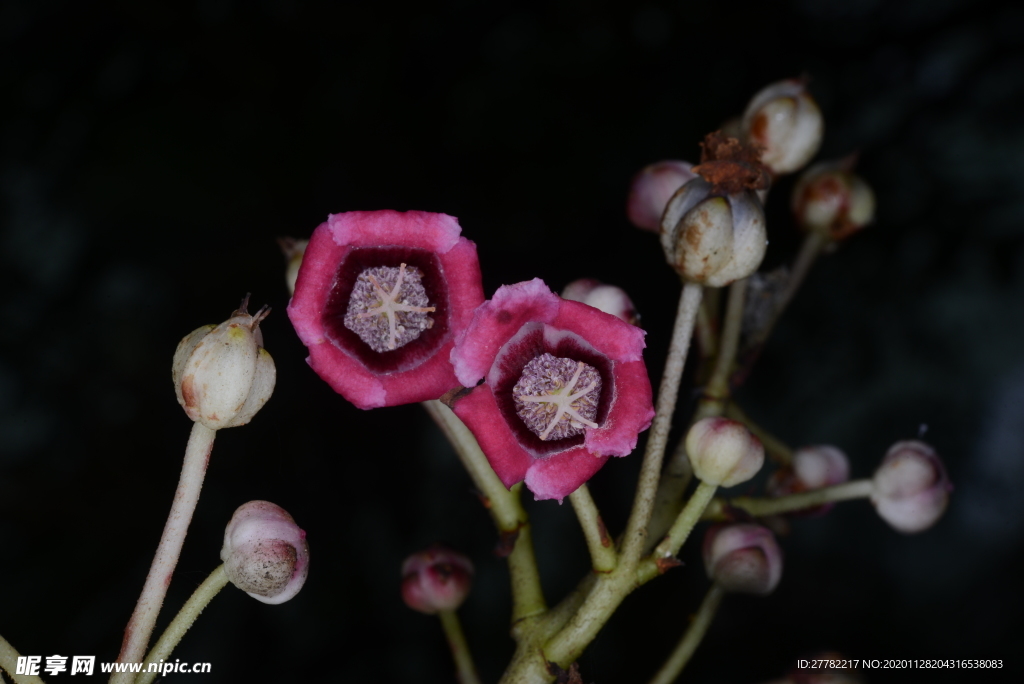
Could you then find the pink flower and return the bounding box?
[288,210,484,409]
[447,279,654,501]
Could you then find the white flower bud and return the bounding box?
[686,417,765,487]
[561,278,639,325]
[626,160,698,233]
[279,237,308,297]
[172,297,276,430]
[742,79,823,175]
[871,440,951,534]
[221,500,309,605]
[661,178,767,287]
[703,523,783,595]
[792,161,876,241]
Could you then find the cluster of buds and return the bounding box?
[172,297,276,430]
[221,501,310,605]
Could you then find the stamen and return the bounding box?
[513,353,602,441]
[344,263,436,352]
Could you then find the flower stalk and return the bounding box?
[620,282,704,566]
[568,485,617,573]
[646,583,725,684]
[703,479,875,520]
[136,564,230,684]
[438,610,482,684]
[422,400,546,621]
[0,633,46,684]
[113,422,216,683]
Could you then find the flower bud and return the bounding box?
[279,237,308,296]
[686,417,764,487]
[660,177,767,287]
[172,297,276,430]
[703,523,783,595]
[626,160,698,232]
[221,500,309,605]
[792,161,875,241]
[561,278,639,325]
[768,445,850,517]
[871,440,951,533]
[401,544,474,614]
[742,79,823,175]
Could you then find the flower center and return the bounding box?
[344,263,436,352]
[513,353,602,441]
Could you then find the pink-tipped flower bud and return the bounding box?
[768,445,850,517]
[686,417,765,487]
[660,177,767,286]
[626,160,698,232]
[871,440,951,533]
[279,237,308,296]
[703,523,783,595]
[791,160,875,241]
[742,79,823,175]
[561,278,640,325]
[172,297,276,430]
[401,544,474,614]
[221,500,309,605]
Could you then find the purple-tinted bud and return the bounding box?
[561,278,640,326]
[703,523,783,595]
[792,161,875,241]
[768,445,851,517]
[742,79,823,175]
[401,544,474,614]
[221,501,309,605]
[871,440,951,533]
[686,417,765,487]
[626,160,698,232]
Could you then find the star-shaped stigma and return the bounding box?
[513,353,602,441]
[344,263,436,352]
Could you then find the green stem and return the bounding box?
[652,481,718,561]
[620,283,704,567]
[649,278,746,550]
[644,437,693,555]
[422,400,547,622]
[704,479,875,520]
[438,611,482,684]
[113,422,217,684]
[136,565,229,684]
[695,278,747,420]
[0,633,46,684]
[569,485,617,573]
[646,584,725,684]
[749,230,827,351]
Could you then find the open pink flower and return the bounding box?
[288,210,484,409]
[447,279,654,501]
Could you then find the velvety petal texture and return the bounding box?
[448,279,654,501]
[288,210,484,409]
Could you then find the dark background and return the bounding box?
[2,0,1023,682]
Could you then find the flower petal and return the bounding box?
[451,278,560,387]
[584,360,654,457]
[525,447,611,502]
[450,386,533,489]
